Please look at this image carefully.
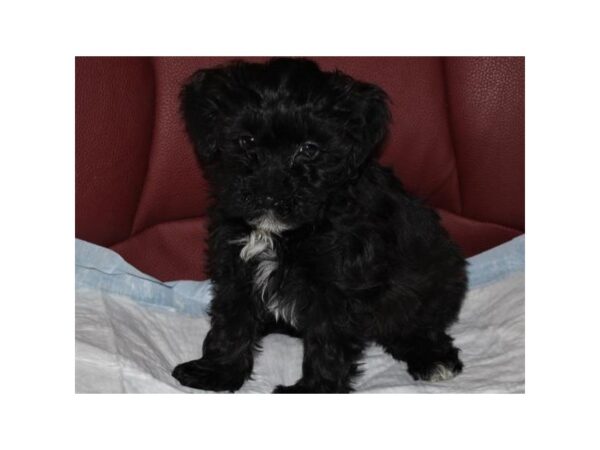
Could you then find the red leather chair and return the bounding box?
[76,57,524,281]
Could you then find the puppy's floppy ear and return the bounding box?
[180,67,230,164]
[329,73,391,175]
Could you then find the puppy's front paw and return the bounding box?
[273,383,311,394]
[172,358,247,392]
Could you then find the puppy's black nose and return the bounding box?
[263,195,275,207]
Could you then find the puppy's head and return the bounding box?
[181,58,390,228]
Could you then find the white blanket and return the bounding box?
[75,237,524,393]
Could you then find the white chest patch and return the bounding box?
[234,212,296,326]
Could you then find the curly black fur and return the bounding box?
[172,58,467,393]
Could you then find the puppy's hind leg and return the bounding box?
[383,330,463,382]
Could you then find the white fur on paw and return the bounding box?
[428,364,457,382]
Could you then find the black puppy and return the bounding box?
[172,58,467,393]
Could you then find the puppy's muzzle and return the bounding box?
[254,195,291,215]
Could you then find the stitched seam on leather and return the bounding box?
[423,164,459,204]
[109,215,208,248]
[435,207,522,235]
[441,58,464,215]
[130,57,158,236]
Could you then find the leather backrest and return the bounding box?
[76,57,524,281]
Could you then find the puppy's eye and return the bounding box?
[298,141,320,159]
[238,135,255,149]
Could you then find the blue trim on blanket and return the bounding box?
[75,235,524,316]
[466,235,525,288]
[76,240,213,316]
